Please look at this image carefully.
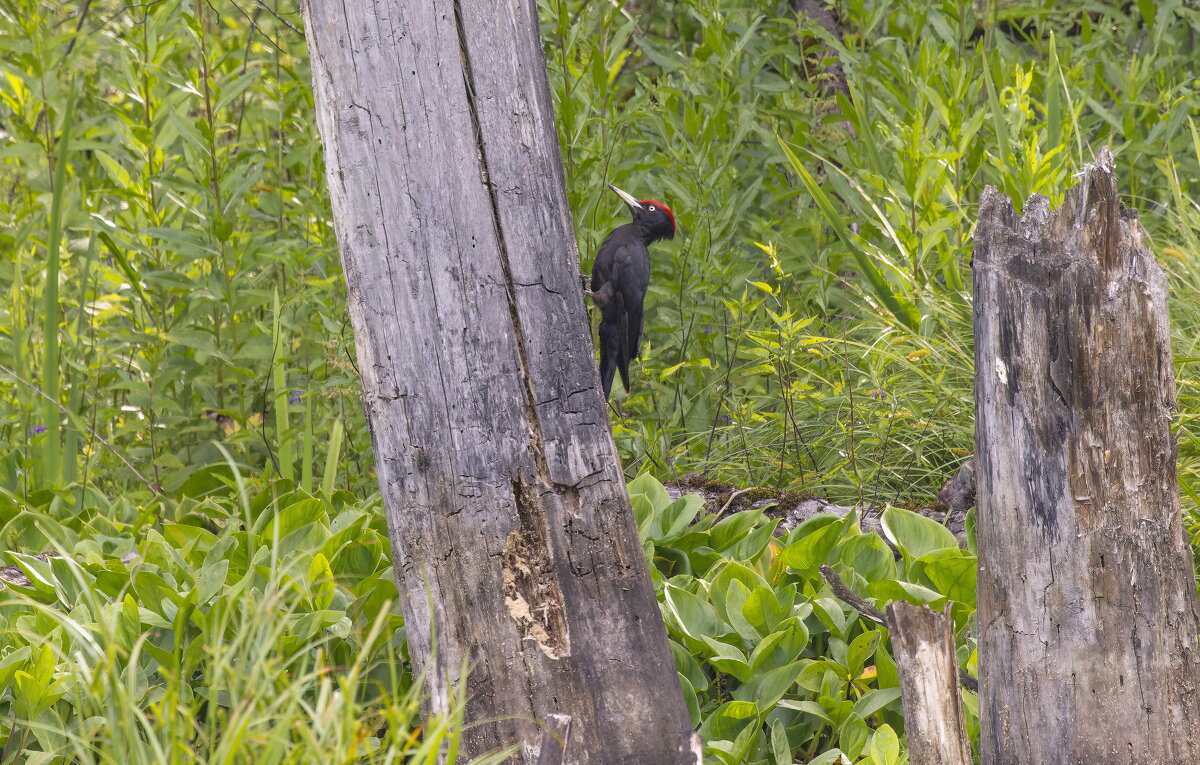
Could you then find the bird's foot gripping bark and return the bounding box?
[579,273,592,296]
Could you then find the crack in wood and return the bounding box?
[452,0,574,659]
[973,147,1200,763]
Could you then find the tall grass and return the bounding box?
[542,0,1200,505]
[2,0,1197,505]
[2,0,1200,761]
[0,0,368,505]
[0,459,516,762]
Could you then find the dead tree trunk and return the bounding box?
[972,147,1200,763]
[302,0,692,761]
[885,603,972,765]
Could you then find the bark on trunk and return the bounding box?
[302,0,692,761]
[886,602,972,765]
[972,147,1200,763]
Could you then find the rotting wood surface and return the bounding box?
[302,0,692,761]
[886,602,972,765]
[973,147,1200,763]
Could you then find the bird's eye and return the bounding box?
[648,205,656,211]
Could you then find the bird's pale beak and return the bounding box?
[608,184,643,211]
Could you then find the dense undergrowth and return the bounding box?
[2,0,1200,761]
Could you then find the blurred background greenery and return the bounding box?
[2,0,1200,761]
[7,0,1200,508]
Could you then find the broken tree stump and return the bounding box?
[972,147,1200,763]
[886,602,972,765]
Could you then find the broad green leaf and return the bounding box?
[722,579,760,643]
[727,709,765,764]
[847,630,882,677]
[627,473,670,512]
[783,513,842,545]
[881,506,958,558]
[659,494,704,541]
[808,748,850,765]
[839,713,870,759]
[874,642,901,689]
[7,552,58,598]
[256,498,328,541]
[664,584,725,641]
[117,594,142,649]
[812,596,850,639]
[13,645,64,719]
[733,660,803,709]
[868,724,901,765]
[0,646,32,694]
[631,493,657,540]
[742,585,786,637]
[710,561,767,623]
[867,578,947,608]
[709,511,761,551]
[834,533,896,582]
[670,639,708,691]
[197,559,230,604]
[919,547,978,607]
[308,553,336,610]
[779,518,845,573]
[749,619,809,672]
[770,718,790,765]
[699,699,759,743]
[701,637,753,682]
[778,698,832,723]
[853,687,902,719]
[729,519,779,561]
[679,673,701,726]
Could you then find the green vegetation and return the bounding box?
[0,478,511,763]
[1,0,1198,761]
[632,473,974,764]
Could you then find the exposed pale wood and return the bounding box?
[972,147,1200,763]
[301,0,692,761]
[886,602,972,765]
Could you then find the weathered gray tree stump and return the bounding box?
[973,147,1200,763]
[302,0,691,761]
[886,602,972,765]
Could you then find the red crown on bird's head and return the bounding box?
[641,199,676,234]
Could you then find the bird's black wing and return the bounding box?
[591,232,649,399]
[613,239,650,372]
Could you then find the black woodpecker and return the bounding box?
[589,184,676,400]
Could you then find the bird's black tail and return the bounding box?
[599,319,618,399]
[596,289,631,400]
[615,294,631,394]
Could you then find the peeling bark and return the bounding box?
[972,147,1200,763]
[302,0,692,761]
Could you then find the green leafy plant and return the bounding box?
[0,469,518,762]
[5,0,1200,762]
[631,473,977,764]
